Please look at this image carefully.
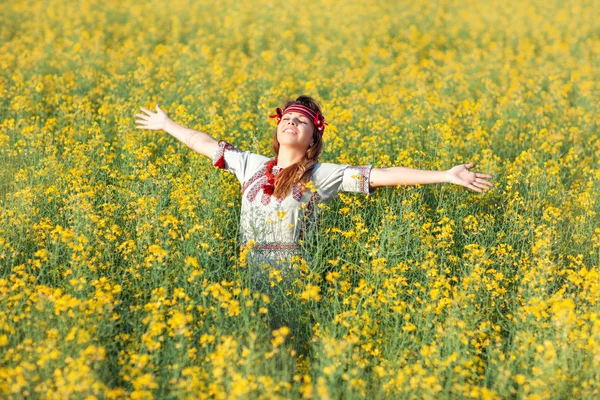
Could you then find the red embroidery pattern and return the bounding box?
[250,242,302,265]
[273,183,303,204]
[292,184,304,202]
[261,191,272,205]
[213,140,242,169]
[246,177,267,202]
[253,242,300,252]
[352,165,372,193]
[262,181,304,205]
[242,162,269,202]
[242,166,267,194]
[240,162,310,205]
[241,163,306,205]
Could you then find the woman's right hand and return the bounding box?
[136,104,170,131]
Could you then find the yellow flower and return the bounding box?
[300,284,322,301]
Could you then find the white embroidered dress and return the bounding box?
[213,140,374,268]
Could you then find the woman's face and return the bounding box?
[276,112,315,151]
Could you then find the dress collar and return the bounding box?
[271,158,283,174]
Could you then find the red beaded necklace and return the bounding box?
[263,158,278,196]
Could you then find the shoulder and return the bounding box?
[310,162,349,199]
[247,152,270,163]
[213,140,270,182]
[312,162,349,177]
[312,162,374,196]
[213,140,269,164]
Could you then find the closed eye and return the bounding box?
[283,117,307,124]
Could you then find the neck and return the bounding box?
[276,147,306,168]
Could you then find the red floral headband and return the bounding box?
[269,105,327,134]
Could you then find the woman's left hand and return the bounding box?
[446,162,494,193]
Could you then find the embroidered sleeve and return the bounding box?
[341,165,374,194]
[212,140,242,169]
[312,163,375,202]
[212,140,269,184]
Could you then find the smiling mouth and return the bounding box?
[283,128,297,134]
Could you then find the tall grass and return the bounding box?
[1,0,599,398]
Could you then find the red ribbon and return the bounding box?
[313,113,327,132]
[269,108,283,124]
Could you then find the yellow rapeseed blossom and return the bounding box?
[1,0,599,398]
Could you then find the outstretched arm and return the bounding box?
[369,162,493,193]
[135,104,218,159]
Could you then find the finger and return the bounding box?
[472,181,489,190]
[140,107,153,114]
[478,182,495,191]
[472,180,493,190]
[468,184,483,193]
[475,178,494,186]
[475,173,493,179]
[156,104,162,112]
[135,119,149,125]
[465,162,476,169]
[136,113,150,119]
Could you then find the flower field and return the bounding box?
[1,0,599,398]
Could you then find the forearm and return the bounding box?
[369,167,449,188]
[164,119,218,159]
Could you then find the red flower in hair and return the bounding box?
[269,108,283,124]
[313,112,327,133]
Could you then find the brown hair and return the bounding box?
[272,95,324,198]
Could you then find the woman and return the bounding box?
[136,95,494,270]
